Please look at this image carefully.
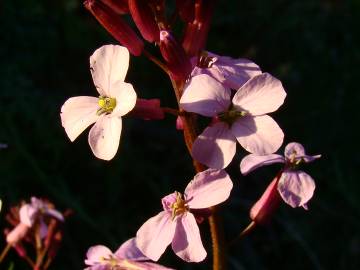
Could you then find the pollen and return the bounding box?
[170,192,189,220]
[97,96,117,115]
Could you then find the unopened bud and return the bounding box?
[160,30,192,80]
[129,98,164,120]
[101,0,129,14]
[6,223,29,245]
[14,243,27,258]
[129,0,160,42]
[84,0,144,56]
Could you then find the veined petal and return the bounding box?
[232,73,286,116]
[110,81,137,117]
[232,115,284,155]
[115,238,147,261]
[192,122,237,169]
[277,171,316,208]
[185,169,233,209]
[180,74,231,117]
[136,211,176,262]
[60,96,99,142]
[240,154,285,175]
[171,213,206,262]
[90,45,129,96]
[85,245,113,265]
[88,115,122,160]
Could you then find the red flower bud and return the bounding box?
[160,30,192,80]
[129,98,164,120]
[182,0,215,57]
[250,173,282,225]
[84,0,144,56]
[101,0,129,14]
[129,0,160,42]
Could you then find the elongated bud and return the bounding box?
[250,174,282,225]
[176,116,184,130]
[129,99,164,120]
[182,0,215,57]
[129,0,160,42]
[84,0,144,56]
[176,0,195,22]
[101,0,129,14]
[6,223,29,245]
[14,243,27,258]
[160,30,192,80]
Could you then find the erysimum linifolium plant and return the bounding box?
[58,1,321,269]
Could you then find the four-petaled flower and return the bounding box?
[180,72,286,169]
[85,238,174,270]
[136,169,233,262]
[240,142,321,209]
[61,44,137,160]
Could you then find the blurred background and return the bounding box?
[0,0,359,269]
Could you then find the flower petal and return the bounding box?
[240,154,285,175]
[115,238,147,261]
[109,81,137,117]
[284,142,321,163]
[19,204,37,227]
[192,122,236,169]
[60,96,99,142]
[45,208,64,221]
[232,115,284,155]
[136,211,176,261]
[185,169,233,209]
[88,115,122,160]
[118,260,174,270]
[172,213,206,262]
[232,73,286,116]
[85,245,113,265]
[277,171,316,208]
[90,45,130,96]
[180,74,231,117]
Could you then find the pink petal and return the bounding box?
[6,223,30,245]
[240,154,285,175]
[45,208,64,221]
[60,96,99,142]
[232,73,286,116]
[180,74,231,117]
[136,211,176,261]
[171,213,206,262]
[284,142,321,163]
[85,245,113,265]
[115,238,147,261]
[118,260,174,270]
[184,169,233,209]
[277,171,316,208]
[232,115,284,155]
[39,220,48,239]
[90,45,130,96]
[192,122,237,169]
[19,204,37,227]
[88,115,122,160]
[109,81,137,117]
[161,192,178,212]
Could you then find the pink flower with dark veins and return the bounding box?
[136,169,233,262]
[85,238,174,270]
[180,72,286,169]
[191,51,262,90]
[240,142,321,209]
[61,45,137,160]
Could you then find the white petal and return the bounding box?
[90,45,130,96]
[110,81,137,117]
[180,74,231,117]
[232,73,286,116]
[88,115,122,160]
[60,96,99,142]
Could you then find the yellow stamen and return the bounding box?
[170,191,188,220]
[97,96,117,115]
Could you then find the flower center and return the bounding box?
[101,255,118,267]
[197,51,217,68]
[218,107,247,126]
[170,191,189,220]
[286,151,303,170]
[97,96,117,115]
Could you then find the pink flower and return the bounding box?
[191,51,262,89]
[61,45,137,160]
[135,169,233,262]
[85,238,174,270]
[240,142,321,209]
[180,72,286,169]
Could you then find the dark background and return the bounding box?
[0,0,359,269]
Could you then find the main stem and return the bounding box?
[171,78,226,270]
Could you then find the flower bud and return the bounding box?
[129,0,160,42]
[14,243,27,258]
[6,223,29,245]
[160,30,192,80]
[129,98,164,120]
[182,0,215,57]
[250,175,282,225]
[84,0,144,56]
[101,0,129,14]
